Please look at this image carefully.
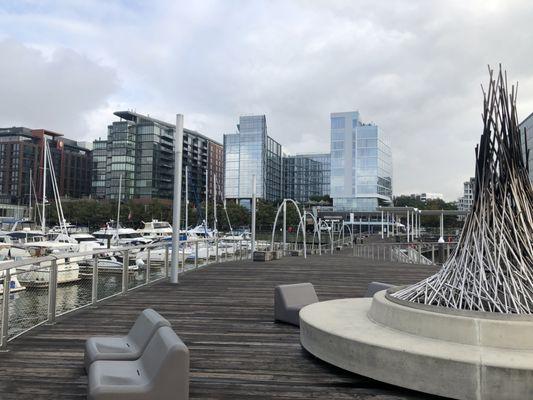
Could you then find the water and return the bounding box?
[4,269,164,340]
[1,250,250,342]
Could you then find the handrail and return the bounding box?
[0,237,253,273]
[0,236,256,350]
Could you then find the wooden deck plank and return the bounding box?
[0,249,449,399]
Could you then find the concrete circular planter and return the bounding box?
[300,292,533,400]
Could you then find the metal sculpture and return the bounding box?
[394,66,533,313]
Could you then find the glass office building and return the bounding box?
[330,111,392,211]
[297,153,330,196]
[282,155,321,202]
[224,115,283,205]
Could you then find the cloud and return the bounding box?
[1,0,533,200]
[0,38,119,139]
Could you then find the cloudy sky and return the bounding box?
[1,0,532,200]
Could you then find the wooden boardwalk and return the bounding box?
[0,249,448,399]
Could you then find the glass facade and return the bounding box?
[330,111,392,211]
[520,112,533,182]
[282,155,321,202]
[298,153,330,196]
[92,111,222,203]
[224,115,283,204]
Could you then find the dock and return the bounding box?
[0,249,445,399]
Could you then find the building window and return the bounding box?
[331,117,345,130]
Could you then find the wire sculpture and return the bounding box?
[393,66,533,313]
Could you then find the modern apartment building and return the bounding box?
[457,177,475,219]
[92,111,223,203]
[520,112,533,182]
[0,127,92,206]
[330,111,393,211]
[296,153,330,197]
[224,115,283,205]
[282,155,322,203]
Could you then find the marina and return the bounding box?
[0,247,441,399]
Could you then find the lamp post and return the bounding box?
[171,114,184,284]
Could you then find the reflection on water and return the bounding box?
[5,269,164,339]
[2,253,247,341]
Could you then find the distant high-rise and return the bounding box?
[296,153,330,197]
[0,127,92,206]
[92,111,223,203]
[520,112,533,182]
[330,111,392,211]
[224,115,283,205]
[457,177,475,220]
[282,155,322,203]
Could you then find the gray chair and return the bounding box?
[365,281,393,297]
[274,283,319,326]
[84,308,170,371]
[88,326,189,400]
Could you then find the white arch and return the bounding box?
[318,219,334,254]
[270,199,307,258]
[295,210,321,255]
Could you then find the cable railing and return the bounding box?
[0,233,359,350]
[352,241,459,265]
[0,237,255,350]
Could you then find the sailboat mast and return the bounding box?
[41,136,47,232]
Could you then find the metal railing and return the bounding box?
[0,237,253,350]
[267,234,354,256]
[352,241,458,265]
[0,233,359,350]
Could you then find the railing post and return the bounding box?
[164,246,169,278]
[146,248,151,284]
[181,242,186,272]
[47,259,58,324]
[122,250,129,294]
[195,241,199,269]
[215,237,219,263]
[1,270,11,350]
[206,239,210,263]
[239,240,243,260]
[92,256,99,305]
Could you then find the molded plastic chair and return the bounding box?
[84,308,170,371]
[274,283,319,326]
[365,281,393,297]
[88,326,189,400]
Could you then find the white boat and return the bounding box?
[66,232,105,252]
[81,256,139,274]
[0,245,28,294]
[49,223,90,235]
[93,222,152,248]
[137,220,173,241]
[15,241,81,287]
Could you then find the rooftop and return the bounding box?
[0,250,443,399]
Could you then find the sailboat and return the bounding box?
[15,137,81,287]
